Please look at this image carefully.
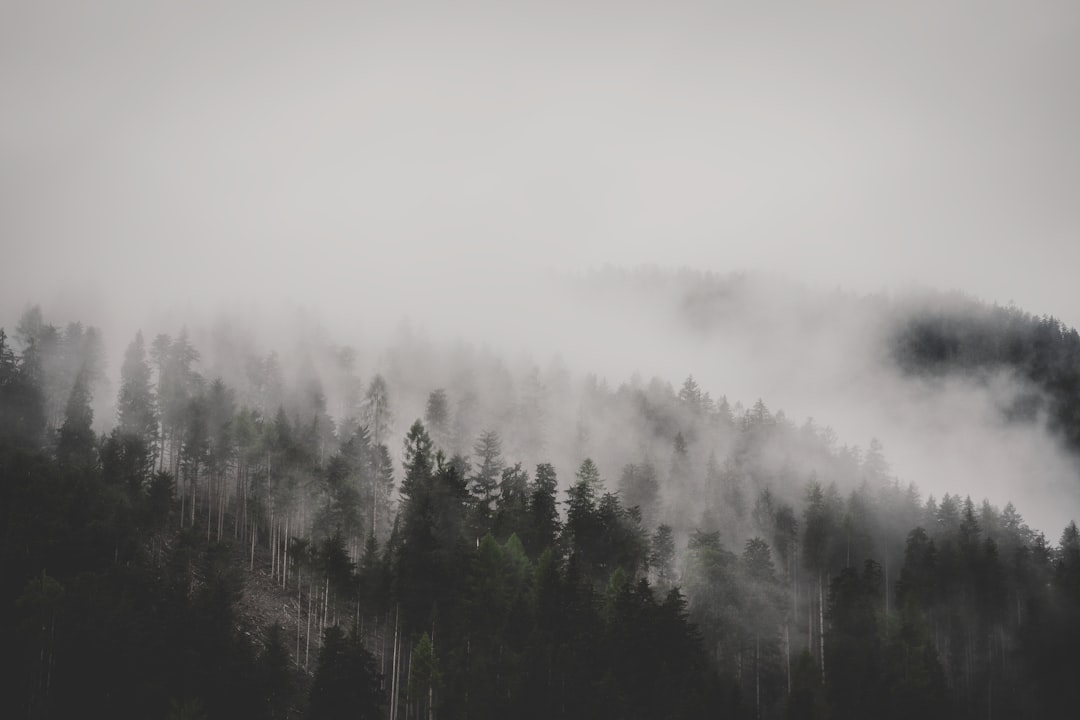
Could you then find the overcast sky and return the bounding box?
[3,0,1079,328]
[4,1,1080,533]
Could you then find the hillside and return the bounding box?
[2,295,1080,719]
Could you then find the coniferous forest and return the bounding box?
[6,1,1080,717]
[2,288,1080,720]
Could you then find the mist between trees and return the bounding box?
[3,279,1080,719]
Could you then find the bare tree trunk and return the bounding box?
[206,471,212,543]
[190,462,198,527]
[884,555,890,615]
[306,584,313,671]
[235,460,242,539]
[406,649,414,720]
[391,606,401,720]
[217,468,225,541]
[282,515,289,589]
[297,570,302,669]
[818,574,825,678]
[785,621,791,694]
[755,632,760,720]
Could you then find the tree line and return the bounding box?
[2,305,1079,718]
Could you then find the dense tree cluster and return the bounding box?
[2,304,1079,719]
[892,294,1080,450]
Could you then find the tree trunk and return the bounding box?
[282,515,289,589]
[785,621,791,694]
[190,461,198,528]
[818,574,825,678]
[235,460,242,539]
[755,632,760,720]
[269,515,274,579]
[406,649,414,720]
[217,468,225,541]
[884,555,890,615]
[297,569,302,669]
[206,470,212,543]
[391,606,401,720]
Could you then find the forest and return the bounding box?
[2,293,1080,720]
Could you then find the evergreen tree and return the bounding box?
[826,561,884,720]
[257,624,296,720]
[408,632,441,720]
[308,625,384,720]
[650,524,676,589]
[565,458,603,573]
[525,462,560,557]
[362,375,392,448]
[116,331,159,482]
[619,461,659,527]
[470,429,504,525]
[493,462,529,542]
[425,388,450,449]
[56,366,96,467]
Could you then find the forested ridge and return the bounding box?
[2,300,1080,719]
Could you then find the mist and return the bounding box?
[5,6,1080,539]
[3,0,1079,552]
[7,4,1080,717]
[7,267,1077,541]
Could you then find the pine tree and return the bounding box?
[424,389,450,450]
[57,366,96,467]
[117,331,158,478]
[525,463,560,557]
[471,430,504,524]
[650,524,676,589]
[308,625,384,720]
[0,327,46,446]
[362,375,392,449]
[619,462,659,528]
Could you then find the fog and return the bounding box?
[3,2,1080,536]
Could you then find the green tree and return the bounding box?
[565,459,603,573]
[742,537,784,719]
[826,560,884,720]
[362,375,392,448]
[650,524,676,589]
[56,366,96,468]
[408,633,441,720]
[0,327,46,446]
[117,331,158,474]
[493,462,529,542]
[308,625,384,720]
[471,429,504,527]
[525,462,561,557]
[619,462,659,527]
[425,388,450,450]
[257,624,296,720]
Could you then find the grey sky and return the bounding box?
[3,1,1079,327]
[3,1,1080,533]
